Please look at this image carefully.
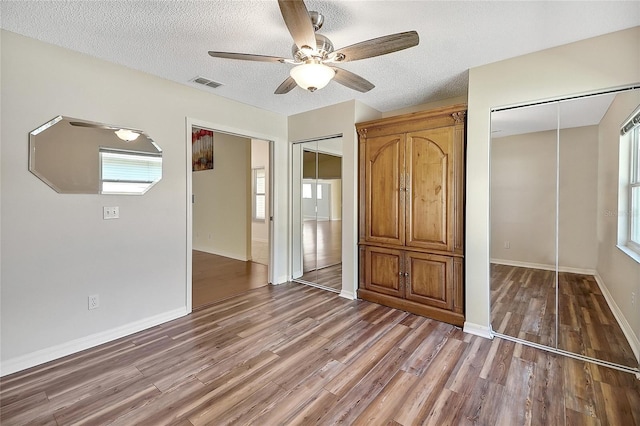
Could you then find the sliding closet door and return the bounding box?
[291,136,343,292]
[302,142,319,284]
[556,93,638,368]
[490,102,559,347]
[314,138,342,290]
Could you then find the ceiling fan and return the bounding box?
[208,0,419,94]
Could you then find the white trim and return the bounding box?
[463,322,493,339]
[594,273,640,364]
[339,289,356,300]
[617,244,640,264]
[186,117,281,296]
[192,246,249,262]
[0,307,188,377]
[490,258,596,275]
[271,275,289,285]
[252,237,269,244]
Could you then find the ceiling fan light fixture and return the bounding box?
[289,62,335,92]
[115,129,140,142]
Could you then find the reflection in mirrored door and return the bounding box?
[490,88,640,374]
[292,136,343,292]
[490,102,559,348]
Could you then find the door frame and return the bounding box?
[186,117,276,313]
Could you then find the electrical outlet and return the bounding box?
[88,294,100,310]
[504,241,510,249]
[632,292,636,306]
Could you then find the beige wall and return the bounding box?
[597,90,640,350]
[193,132,251,260]
[491,126,599,271]
[0,30,287,374]
[467,26,640,336]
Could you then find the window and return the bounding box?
[620,107,640,258]
[253,168,266,221]
[100,149,162,194]
[316,184,323,200]
[302,183,312,199]
[629,125,640,251]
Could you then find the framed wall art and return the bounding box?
[192,126,214,171]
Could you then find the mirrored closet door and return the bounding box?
[292,136,343,292]
[490,87,640,373]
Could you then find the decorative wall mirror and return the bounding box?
[490,87,640,374]
[29,116,162,195]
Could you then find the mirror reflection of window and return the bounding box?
[253,167,266,221]
[626,118,640,251]
[100,149,162,194]
[316,184,323,200]
[302,183,312,199]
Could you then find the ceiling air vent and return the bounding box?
[190,76,223,89]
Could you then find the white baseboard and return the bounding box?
[0,307,188,377]
[593,273,640,363]
[339,289,356,300]
[490,258,596,275]
[193,246,248,262]
[271,275,290,285]
[463,322,493,339]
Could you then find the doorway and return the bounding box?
[190,125,272,309]
[291,136,343,292]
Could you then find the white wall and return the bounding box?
[466,26,640,337]
[193,132,251,260]
[251,139,270,243]
[288,101,381,299]
[0,30,287,375]
[491,126,599,271]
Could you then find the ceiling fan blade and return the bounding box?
[332,31,419,62]
[331,67,375,93]
[208,51,287,63]
[278,0,317,50]
[275,76,298,94]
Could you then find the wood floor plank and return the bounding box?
[393,338,467,424]
[492,264,638,369]
[352,370,418,425]
[1,282,638,425]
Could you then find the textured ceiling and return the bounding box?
[1,1,639,116]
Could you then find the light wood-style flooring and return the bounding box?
[300,219,342,291]
[192,250,268,309]
[2,283,639,425]
[491,263,638,368]
[301,263,342,292]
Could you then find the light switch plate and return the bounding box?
[103,206,119,219]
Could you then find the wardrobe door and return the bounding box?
[364,134,406,246]
[405,128,454,251]
[404,251,454,310]
[363,246,404,298]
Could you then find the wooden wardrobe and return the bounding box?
[356,104,466,326]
